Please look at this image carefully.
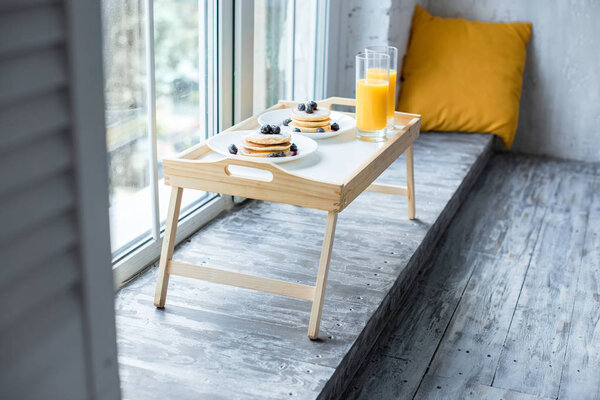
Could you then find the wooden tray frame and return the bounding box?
[154,97,421,339]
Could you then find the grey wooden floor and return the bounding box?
[115,132,493,400]
[346,153,600,400]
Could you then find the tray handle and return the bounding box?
[163,144,339,188]
[212,155,290,179]
[162,151,343,211]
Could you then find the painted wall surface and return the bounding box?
[327,0,422,102]
[327,0,600,162]
[426,0,600,161]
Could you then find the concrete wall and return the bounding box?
[327,0,423,102]
[327,0,600,162]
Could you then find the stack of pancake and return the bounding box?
[240,130,292,157]
[289,106,332,132]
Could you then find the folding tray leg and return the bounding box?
[154,186,183,308]
[406,145,416,219]
[308,211,338,339]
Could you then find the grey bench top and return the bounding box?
[116,132,494,400]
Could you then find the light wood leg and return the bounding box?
[308,211,338,339]
[154,186,183,308]
[406,145,415,219]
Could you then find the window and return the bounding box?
[103,0,153,256]
[103,0,328,285]
[103,0,226,284]
[252,0,329,114]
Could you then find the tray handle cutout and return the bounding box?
[225,164,274,182]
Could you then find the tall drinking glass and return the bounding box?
[356,52,390,142]
[365,45,398,129]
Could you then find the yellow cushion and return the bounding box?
[398,6,531,148]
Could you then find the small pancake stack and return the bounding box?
[239,126,293,158]
[288,101,333,133]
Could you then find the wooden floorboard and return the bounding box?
[346,154,600,400]
[492,210,588,398]
[345,154,539,399]
[557,209,600,399]
[463,384,553,400]
[414,209,545,399]
[115,132,493,400]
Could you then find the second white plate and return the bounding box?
[257,109,355,139]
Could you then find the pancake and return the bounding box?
[241,146,290,154]
[240,148,291,157]
[291,114,331,123]
[242,140,291,152]
[289,122,331,133]
[291,106,330,122]
[290,118,330,128]
[243,137,290,148]
[244,131,291,145]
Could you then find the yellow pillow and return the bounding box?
[398,6,531,148]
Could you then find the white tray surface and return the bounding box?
[196,127,406,185]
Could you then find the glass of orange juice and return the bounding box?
[356,52,390,142]
[365,45,398,129]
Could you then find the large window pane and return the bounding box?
[102,0,153,256]
[253,0,318,114]
[103,0,213,259]
[253,0,292,114]
[154,0,208,221]
[292,0,317,100]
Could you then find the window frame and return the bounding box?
[111,0,330,287]
[112,0,235,287]
[238,0,330,114]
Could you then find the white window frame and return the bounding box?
[234,0,330,117]
[112,0,330,287]
[112,0,235,287]
[314,0,330,99]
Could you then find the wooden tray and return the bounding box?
[154,97,421,339]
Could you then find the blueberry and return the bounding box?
[282,118,292,126]
[316,128,325,133]
[268,153,278,158]
[271,125,281,134]
[297,103,306,111]
[290,143,298,152]
[294,127,301,132]
[330,122,340,131]
[276,152,286,157]
[305,104,314,114]
[228,144,238,154]
[308,100,317,109]
[260,124,271,134]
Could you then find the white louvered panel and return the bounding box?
[0,212,78,288]
[0,0,120,397]
[0,47,67,106]
[0,131,72,198]
[0,2,65,57]
[0,89,70,152]
[0,287,88,400]
[0,0,61,12]
[0,172,75,244]
[0,249,79,328]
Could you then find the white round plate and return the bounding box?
[257,109,355,139]
[207,130,318,164]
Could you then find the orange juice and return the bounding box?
[367,68,397,120]
[356,78,388,131]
